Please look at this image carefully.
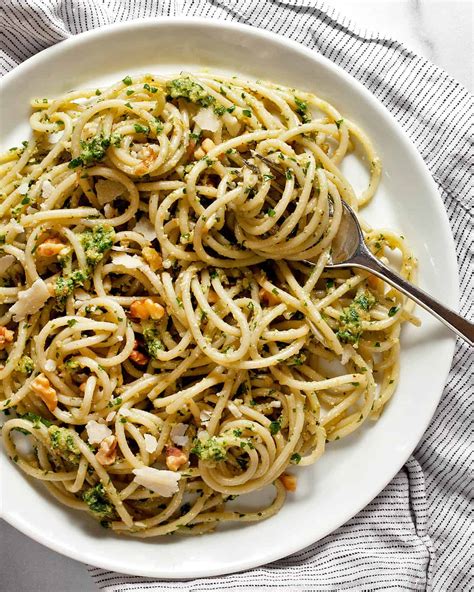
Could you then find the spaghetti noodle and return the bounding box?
[0,73,418,536]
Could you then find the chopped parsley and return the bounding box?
[354,292,376,311]
[143,83,159,93]
[294,96,310,122]
[21,412,52,428]
[134,123,150,134]
[154,117,164,134]
[214,104,226,116]
[335,119,344,128]
[122,75,133,86]
[336,291,376,345]
[242,109,252,117]
[388,306,399,317]
[290,453,302,464]
[269,420,281,435]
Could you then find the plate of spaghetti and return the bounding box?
[0,19,457,578]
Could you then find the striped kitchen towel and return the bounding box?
[1,1,472,591]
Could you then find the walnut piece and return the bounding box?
[130,298,165,320]
[165,446,188,472]
[31,374,58,412]
[142,247,163,271]
[279,473,297,492]
[36,237,67,257]
[0,327,14,350]
[95,435,117,466]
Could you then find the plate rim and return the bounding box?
[0,16,458,578]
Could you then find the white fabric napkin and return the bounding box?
[1,1,472,590]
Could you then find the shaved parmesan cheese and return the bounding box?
[194,108,220,132]
[0,255,15,274]
[223,112,240,136]
[95,179,124,205]
[111,245,136,253]
[104,203,116,219]
[132,467,181,497]
[133,217,156,242]
[200,409,212,426]
[105,411,116,422]
[41,179,54,200]
[10,278,50,322]
[197,429,209,442]
[44,359,56,372]
[144,433,158,453]
[17,181,29,195]
[227,401,242,418]
[268,400,281,408]
[340,345,352,366]
[9,220,24,234]
[170,423,189,446]
[74,289,90,301]
[86,420,112,445]
[111,252,144,269]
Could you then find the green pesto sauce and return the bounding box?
[68,133,121,169]
[54,225,114,305]
[191,436,227,462]
[54,269,89,304]
[48,425,80,464]
[166,76,225,115]
[142,322,164,359]
[83,483,116,520]
[336,291,376,345]
[15,355,34,375]
[79,224,115,268]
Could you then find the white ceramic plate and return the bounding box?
[0,18,457,579]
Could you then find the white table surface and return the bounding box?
[0,2,472,591]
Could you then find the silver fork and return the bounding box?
[247,153,473,345]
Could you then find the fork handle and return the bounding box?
[351,252,474,347]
